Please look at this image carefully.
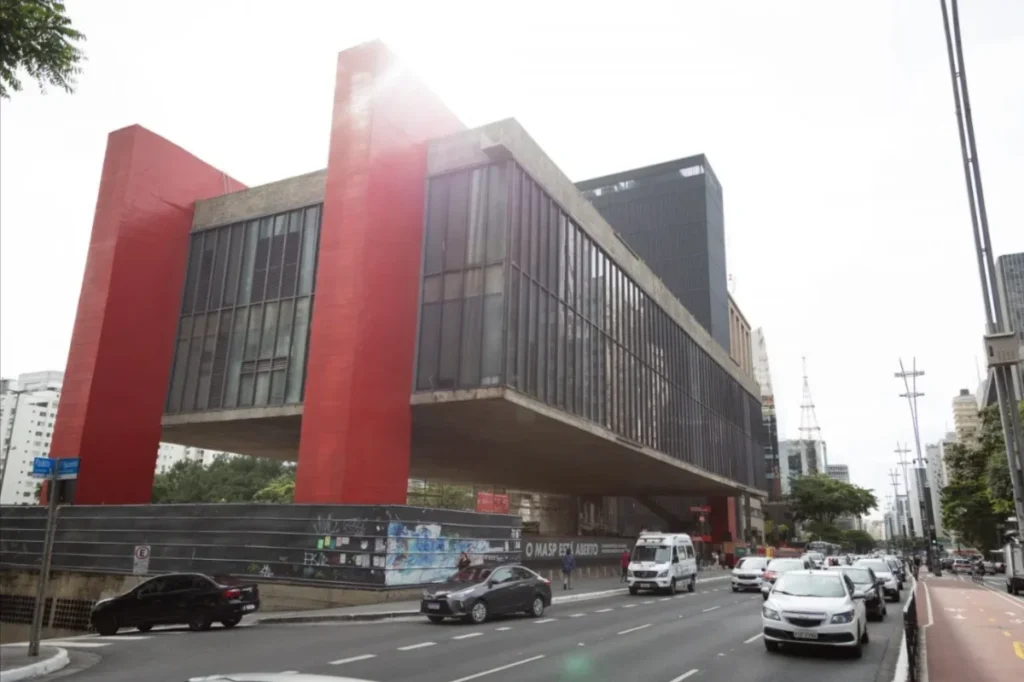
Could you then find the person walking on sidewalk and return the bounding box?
[620,549,631,582]
[561,548,576,590]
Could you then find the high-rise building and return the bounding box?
[952,388,981,443]
[777,439,825,495]
[727,295,753,376]
[924,442,946,539]
[752,329,781,499]
[576,155,730,350]
[995,251,1024,399]
[1,371,242,504]
[826,464,850,484]
[867,518,886,541]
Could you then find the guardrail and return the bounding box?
[903,569,919,682]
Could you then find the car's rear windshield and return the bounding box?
[736,558,767,570]
[856,560,890,573]
[828,567,873,584]
[450,567,492,583]
[774,573,846,598]
[767,559,804,570]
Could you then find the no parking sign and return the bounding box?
[133,545,151,575]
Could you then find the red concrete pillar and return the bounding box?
[294,41,463,504]
[47,126,244,504]
[709,496,731,542]
[727,496,738,542]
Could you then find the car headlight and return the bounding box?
[627,570,634,577]
[830,610,855,624]
[422,590,430,599]
[657,570,669,578]
[762,606,781,620]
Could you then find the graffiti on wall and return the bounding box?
[384,522,516,586]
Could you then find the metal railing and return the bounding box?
[903,568,920,682]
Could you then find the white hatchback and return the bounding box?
[762,570,869,658]
[731,556,769,592]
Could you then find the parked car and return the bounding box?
[420,564,552,624]
[90,573,259,635]
[762,570,869,658]
[827,565,887,620]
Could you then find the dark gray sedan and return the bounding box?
[420,564,552,624]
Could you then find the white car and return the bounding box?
[854,558,901,602]
[762,570,869,658]
[732,556,769,592]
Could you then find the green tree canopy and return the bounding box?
[406,482,475,511]
[786,474,877,527]
[0,1,85,99]
[151,456,295,504]
[941,401,1022,552]
[841,529,876,553]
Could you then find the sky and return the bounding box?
[1,0,1022,515]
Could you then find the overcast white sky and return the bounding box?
[1,1,1021,514]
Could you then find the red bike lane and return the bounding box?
[918,575,1024,680]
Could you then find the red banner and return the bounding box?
[476,492,510,514]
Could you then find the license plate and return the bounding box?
[641,582,653,588]
[793,631,818,640]
[243,604,256,611]
[427,603,441,610]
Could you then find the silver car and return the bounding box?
[732,557,769,592]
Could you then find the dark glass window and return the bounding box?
[166,205,321,414]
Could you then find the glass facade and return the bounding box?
[416,162,765,491]
[166,205,321,413]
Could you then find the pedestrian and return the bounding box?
[457,552,471,571]
[620,549,630,582]
[561,548,576,590]
[711,550,719,569]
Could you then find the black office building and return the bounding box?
[577,155,729,351]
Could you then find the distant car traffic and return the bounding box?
[827,565,888,620]
[90,573,260,635]
[854,559,900,602]
[731,557,769,592]
[761,558,812,600]
[762,570,869,658]
[420,564,552,624]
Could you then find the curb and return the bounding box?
[257,574,731,624]
[0,647,70,682]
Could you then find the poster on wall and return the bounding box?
[476,492,510,514]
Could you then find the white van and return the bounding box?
[627,532,698,595]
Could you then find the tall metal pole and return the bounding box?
[895,443,912,532]
[28,466,60,656]
[889,468,905,549]
[939,0,1024,534]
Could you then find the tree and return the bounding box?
[786,474,877,527]
[841,529,876,553]
[253,473,295,503]
[0,1,86,99]
[151,456,295,504]
[941,401,1023,552]
[406,482,475,510]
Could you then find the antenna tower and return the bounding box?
[798,356,825,472]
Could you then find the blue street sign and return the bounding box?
[57,458,80,480]
[31,457,54,478]
[30,457,80,480]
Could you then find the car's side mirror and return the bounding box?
[852,593,865,600]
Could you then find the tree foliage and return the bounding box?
[840,529,876,553]
[0,1,85,99]
[151,456,295,504]
[941,401,1022,552]
[785,474,877,527]
[406,481,476,511]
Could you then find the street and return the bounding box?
[33,578,908,682]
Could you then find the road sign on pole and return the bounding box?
[27,464,61,657]
[133,545,151,575]
[56,458,80,480]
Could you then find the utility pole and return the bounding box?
[939,0,1024,537]
[895,358,940,574]
[895,442,912,531]
[889,468,905,550]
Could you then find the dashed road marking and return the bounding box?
[702,605,721,613]
[44,641,110,649]
[668,669,700,682]
[617,623,652,635]
[330,654,377,666]
[449,654,546,682]
[533,618,556,624]
[622,604,637,608]
[569,613,586,618]
[453,632,483,640]
[643,600,655,604]
[744,633,764,643]
[397,641,436,651]
[494,626,512,631]
[595,608,614,613]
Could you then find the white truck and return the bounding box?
[1004,540,1024,596]
[627,532,698,595]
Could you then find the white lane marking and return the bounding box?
[279,673,298,675]
[449,654,546,682]
[669,670,700,682]
[744,633,764,644]
[659,598,671,602]
[617,623,652,635]
[622,604,637,608]
[699,591,709,594]
[977,581,1024,610]
[595,608,614,613]
[397,641,436,651]
[93,636,150,641]
[495,626,512,631]
[330,654,377,665]
[453,632,484,640]
[702,605,721,613]
[569,613,586,618]
[533,618,556,624]
[643,600,655,605]
[43,641,109,648]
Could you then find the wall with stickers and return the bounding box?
[0,503,522,588]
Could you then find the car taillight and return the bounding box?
[764,571,776,580]
[222,588,242,599]
[540,578,550,585]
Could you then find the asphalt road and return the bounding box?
[32,575,908,682]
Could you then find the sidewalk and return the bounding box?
[0,645,69,682]
[916,574,1024,680]
[256,568,731,624]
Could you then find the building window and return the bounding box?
[414,161,766,491]
[165,204,321,413]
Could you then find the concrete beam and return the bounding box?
[192,169,327,231]
[426,119,760,398]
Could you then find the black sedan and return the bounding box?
[90,573,260,635]
[420,564,552,624]
[827,565,888,620]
